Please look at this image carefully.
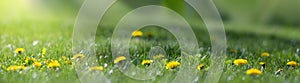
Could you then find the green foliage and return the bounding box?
[1,20,300,82]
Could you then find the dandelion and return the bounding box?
[65,60,73,65]
[261,52,270,57]
[233,59,248,65]
[89,66,104,71]
[132,30,143,37]
[287,61,298,67]
[42,47,46,55]
[73,54,85,59]
[47,60,60,68]
[141,60,153,66]
[275,68,283,77]
[259,62,265,66]
[25,57,37,63]
[166,61,180,69]
[25,57,37,65]
[62,56,67,60]
[33,62,42,67]
[153,54,165,59]
[246,68,262,75]
[15,48,25,54]
[260,62,265,71]
[7,65,26,71]
[114,56,126,64]
[197,64,204,70]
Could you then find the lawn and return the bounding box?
[1,19,300,83]
[1,0,300,83]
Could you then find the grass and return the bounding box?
[1,19,300,83]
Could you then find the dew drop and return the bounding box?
[33,40,39,46]
[131,72,136,76]
[108,70,113,75]
[103,63,108,67]
[32,72,37,79]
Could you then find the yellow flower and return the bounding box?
[62,56,67,60]
[73,54,85,59]
[260,62,265,66]
[114,56,126,64]
[197,64,204,70]
[246,68,262,75]
[233,59,248,65]
[34,62,42,67]
[25,57,37,65]
[153,54,165,59]
[15,48,25,54]
[166,61,180,69]
[278,68,283,71]
[275,68,283,75]
[132,30,143,37]
[47,60,60,68]
[42,47,46,55]
[260,62,265,69]
[287,61,298,67]
[261,52,270,57]
[141,60,153,66]
[89,66,104,71]
[7,65,26,71]
[65,60,73,65]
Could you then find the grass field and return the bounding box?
[1,18,300,83]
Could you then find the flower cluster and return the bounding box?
[229,52,299,76]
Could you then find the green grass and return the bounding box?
[1,20,300,83]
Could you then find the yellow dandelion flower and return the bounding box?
[287,61,298,67]
[141,60,153,66]
[114,56,126,64]
[7,65,26,71]
[34,62,42,67]
[275,68,283,76]
[47,60,60,68]
[166,61,180,69]
[73,54,85,59]
[246,68,262,75]
[153,54,165,59]
[260,62,266,71]
[260,62,265,66]
[197,64,204,70]
[89,66,104,71]
[261,52,270,57]
[259,62,265,65]
[15,48,25,54]
[62,56,68,60]
[233,59,248,65]
[25,57,37,65]
[278,68,283,71]
[132,30,143,37]
[65,60,73,65]
[42,47,46,55]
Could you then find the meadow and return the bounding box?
[1,0,300,83]
[1,19,300,83]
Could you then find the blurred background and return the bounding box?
[1,0,300,42]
